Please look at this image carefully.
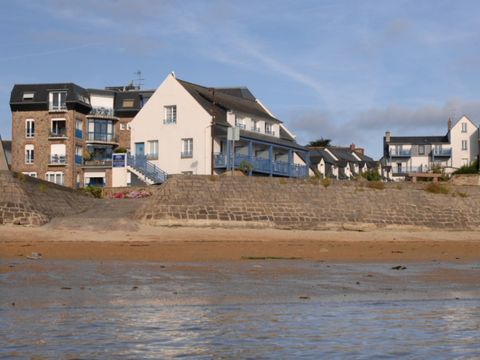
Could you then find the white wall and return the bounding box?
[450,115,479,170]
[130,74,213,175]
[90,94,114,109]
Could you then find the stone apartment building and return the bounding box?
[10,82,152,188]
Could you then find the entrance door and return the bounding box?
[135,142,145,157]
[397,162,402,174]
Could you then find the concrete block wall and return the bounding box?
[0,171,94,226]
[137,176,480,230]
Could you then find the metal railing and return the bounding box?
[49,155,67,165]
[432,148,452,157]
[49,129,67,138]
[127,154,167,184]
[90,107,114,117]
[389,149,411,157]
[251,126,261,133]
[214,152,308,178]
[83,159,112,167]
[392,165,424,174]
[49,105,67,112]
[86,133,118,143]
[235,123,246,129]
[265,129,275,136]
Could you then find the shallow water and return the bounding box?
[1,260,480,359]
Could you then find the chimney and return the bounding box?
[448,117,452,131]
[350,143,355,151]
[385,131,391,143]
[354,147,365,156]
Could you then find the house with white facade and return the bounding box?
[382,116,479,180]
[128,73,309,181]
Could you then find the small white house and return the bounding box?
[382,115,479,180]
[128,73,309,181]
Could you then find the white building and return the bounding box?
[128,73,309,181]
[382,116,479,180]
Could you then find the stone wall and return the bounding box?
[450,174,480,186]
[0,171,94,226]
[137,176,480,230]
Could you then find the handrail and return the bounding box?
[127,154,167,183]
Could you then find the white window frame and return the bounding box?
[25,144,34,164]
[25,119,35,138]
[181,138,193,158]
[462,140,468,150]
[49,91,67,111]
[265,122,274,135]
[461,122,467,133]
[164,105,177,124]
[45,171,64,186]
[235,116,246,129]
[120,123,126,130]
[51,118,67,136]
[22,172,37,178]
[23,92,34,101]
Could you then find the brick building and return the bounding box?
[10,82,152,188]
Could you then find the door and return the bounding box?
[135,142,145,157]
[397,162,402,174]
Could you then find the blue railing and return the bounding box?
[127,154,167,184]
[214,152,308,178]
[75,154,82,165]
[389,149,411,157]
[75,129,83,139]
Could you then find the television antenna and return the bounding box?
[133,70,145,89]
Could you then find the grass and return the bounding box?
[366,181,385,190]
[424,182,449,194]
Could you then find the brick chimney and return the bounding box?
[448,117,452,131]
[385,131,391,143]
[350,143,355,151]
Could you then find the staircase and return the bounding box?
[126,154,167,185]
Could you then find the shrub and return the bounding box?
[82,185,103,198]
[308,176,319,185]
[114,147,127,153]
[454,160,479,174]
[38,183,47,192]
[15,172,26,182]
[321,177,330,188]
[239,160,253,174]
[424,182,449,194]
[367,181,385,190]
[360,169,381,181]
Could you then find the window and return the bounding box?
[75,118,83,139]
[147,140,158,160]
[251,120,260,132]
[235,116,246,129]
[418,145,425,155]
[265,123,274,135]
[181,138,193,158]
[122,99,134,108]
[50,144,66,165]
[25,144,34,164]
[23,92,34,101]
[120,123,126,130]
[49,91,67,111]
[25,119,35,138]
[462,122,467,133]
[164,105,177,124]
[22,172,37,178]
[51,119,67,137]
[88,119,114,142]
[45,171,64,186]
[462,140,468,150]
[75,146,83,165]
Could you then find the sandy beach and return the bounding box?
[1,225,480,263]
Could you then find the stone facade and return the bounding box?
[137,176,480,230]
[0,170,94,226]
[11,109,87,188]
[117,116,133,151]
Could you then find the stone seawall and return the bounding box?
[0,171,94,226]
[137,176,480,230]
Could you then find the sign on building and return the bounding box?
[112,153,126,168]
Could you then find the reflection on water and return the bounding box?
[1,260,480,358]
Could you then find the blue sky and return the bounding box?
[1,0,480,157]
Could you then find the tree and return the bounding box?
[307,138,331,147]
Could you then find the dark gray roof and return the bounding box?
[309,149,338,166]
[10,83,91,112]
[328,147,360,163]
[113,90,154,117]
[213,124,305,151]
[386,135,449,145]
[177,79,281,124]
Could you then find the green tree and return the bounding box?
[307,138,331,147]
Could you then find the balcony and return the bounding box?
[389,149,411,157]
[49,154,67,166]
[89,106,115,117]
[391,165,424,175]
[214,152,308,178]
[265,129,275,136]
[83,159,112,167]
[75,129,83,139]
[251,126,261,133]
[86,132,118,144]
[431,148,452,157]
[235,123,246,130]
[49,129,68,139]
[49,105,67,112]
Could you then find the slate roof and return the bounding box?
[0,138,11,170]
[386,135,449,145]
[177,79,281,125]
[10,83,91,112]
[309,148,338,166]
[328,147,360,163]
[113,90,154,117]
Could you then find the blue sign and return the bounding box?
[112,153,126,168]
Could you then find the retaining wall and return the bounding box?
[0,171,94,226]
[137,176,480,230]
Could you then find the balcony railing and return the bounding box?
[127,154,167,184]
[251,126,261,133]
[75,129,83,139]
[391,165,424,175]
[86,133,118,143]
[49,155,67,165]
[49,129,67,139]
[90,107,114,117]
[49,104,67,112]
[83,159,113,167]
[214,152,308,178]
[432,148,452,157]
[265,129,275,136]
[235,123,246,130]
[389,149,411,157]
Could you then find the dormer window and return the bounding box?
[122,99,134,108]
[23,92,34,101]
[265,123,274,136]
[49,91,67,111]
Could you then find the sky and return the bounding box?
[1,0,480,158]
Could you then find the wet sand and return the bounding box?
[1,225,480,263]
